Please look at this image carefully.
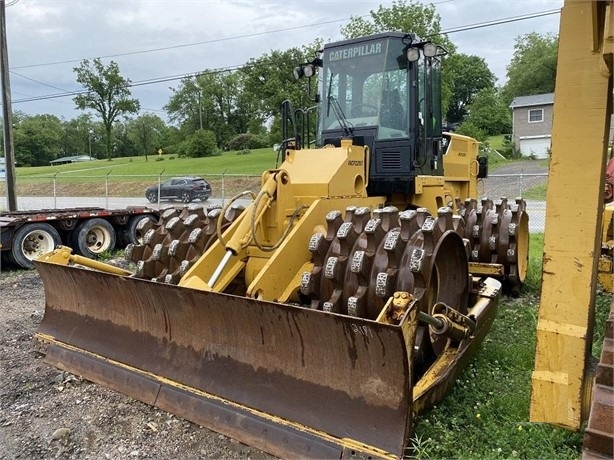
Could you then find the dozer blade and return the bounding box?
[34,261,420,459]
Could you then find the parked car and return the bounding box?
[145,177,212,204]
[442,122,459,132]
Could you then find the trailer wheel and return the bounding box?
[119,214,158,246]
[10,223,62,269]
[72,218,116,258]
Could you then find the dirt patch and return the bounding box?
[0,268,274,460]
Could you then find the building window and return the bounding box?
[528,108,544,123]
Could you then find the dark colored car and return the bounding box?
[442,122,459,132]
[145,177,212,204]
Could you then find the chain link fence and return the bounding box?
[483,173,548,233]
[1,172,548,232]
[0,173,262,210]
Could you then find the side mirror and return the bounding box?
[477,156,488,178]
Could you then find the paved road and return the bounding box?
[525,200,546,233]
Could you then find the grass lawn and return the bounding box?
[3,149,277,198]
[16,148,279,180]
[485,134,506,151]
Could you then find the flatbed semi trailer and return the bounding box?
[0,207,159,269]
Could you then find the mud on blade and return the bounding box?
[34,261,418,459]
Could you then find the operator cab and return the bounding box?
[292,32,446,196]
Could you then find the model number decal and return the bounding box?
[351,323,374,338]
[347,160,363,166]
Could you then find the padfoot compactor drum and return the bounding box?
[33,32,530,458]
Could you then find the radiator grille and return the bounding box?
[381,151,402,170]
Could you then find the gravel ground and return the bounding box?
[0,267,273,460]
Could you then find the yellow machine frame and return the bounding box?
[179,135,485,301]
[530,0,613,429]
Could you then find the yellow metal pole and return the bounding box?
[530,0,613,429]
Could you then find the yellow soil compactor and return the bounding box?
[33,32,530,458]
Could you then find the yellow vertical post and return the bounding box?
[530,0,613,429]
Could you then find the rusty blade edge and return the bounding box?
[34,261,413,456]
[35,333,397,460]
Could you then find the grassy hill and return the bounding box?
[3,149,277,198]
[17,148,279,180]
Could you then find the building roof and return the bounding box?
[50,155,96,165]
[509,93,554,108]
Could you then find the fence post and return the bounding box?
[157,170,164,208]
[222,169,227,206]
[519,168,524,197]
[105,170,111,209]
[53,171,58,208]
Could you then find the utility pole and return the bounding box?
[0,0,16,211]
[198,90,203,130]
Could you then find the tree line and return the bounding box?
[7,0,558,167]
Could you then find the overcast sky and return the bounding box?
[6,0,563,121]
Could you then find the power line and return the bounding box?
[13,65,246,104]
[10,70,73,93]
[13,7,561,107]
[440,8,560,35]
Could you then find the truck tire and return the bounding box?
[10,223,62,269]
[118,214,158,246]
[71,218,116,258]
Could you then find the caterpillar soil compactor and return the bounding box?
[32,32,529,458]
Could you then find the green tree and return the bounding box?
[455,120,488,142]
[340,0,456,114]
[341,0,453,50]
[502,32,558,104]
[126,113,167,161]
[241,46,316,121]
[461,87,511,136]
[14,114,63,166]
[73,58,140,160]
[61,114,97,158]
[157,125,183,156]
[444,53,496,123]
[165,70,247,148]
[112,121,138,158]
[177,129,218,158]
